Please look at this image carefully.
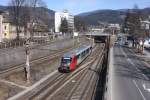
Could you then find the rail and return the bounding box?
[0,43,84,76]
[9,43,105,100]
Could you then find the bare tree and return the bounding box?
[25,0,47,37]
[122,5,149,54]
[9,0,26,41]
[10,0,47,83]
[74,16,88,32]
[23,0,47,83]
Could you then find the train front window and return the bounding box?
[61,58,71,66]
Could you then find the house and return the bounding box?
[0,11,49,42]
[0,11,23,42]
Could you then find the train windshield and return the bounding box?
[61,58,71,66]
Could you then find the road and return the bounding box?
[107,45,150,100]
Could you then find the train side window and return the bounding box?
[84,51,86,56]
[81,51,84,57]
[86,49,88,53]
[82,52,84,57]
[77,54,81,59]
[87,49,89,53]
[80,52,83,58]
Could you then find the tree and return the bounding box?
[9,0,47,83]
[36,7,53,32]
[24,0,47,83]
[9,0,26,41]
[60,18,68,34]
[122,5,148,53]
[122,10,130,33]
[74,16,88,32]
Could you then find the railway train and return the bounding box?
[58,45,92,72]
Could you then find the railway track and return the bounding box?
[44,44,104,100]
[50,44,105,100]
[12,43,105,100]
[9,57,96,100]
[0,43,88,76]
[74,54,104,100]
[31,65,90,100]
[65,53,104,100]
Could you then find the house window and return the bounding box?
[4,33,7,36]
[4,26,7,30]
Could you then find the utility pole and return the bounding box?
[25,40,31,83]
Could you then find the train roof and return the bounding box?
[63,45,91,58]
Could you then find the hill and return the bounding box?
[0,5,55,28]
[76,8,150,25]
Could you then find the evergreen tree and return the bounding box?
[60,18,68,34]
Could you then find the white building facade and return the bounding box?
[55,10,74,33]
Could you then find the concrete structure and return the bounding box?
[55,10,74,33]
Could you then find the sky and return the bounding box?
[0,0,150,14]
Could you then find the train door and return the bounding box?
[70,56,77,71]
